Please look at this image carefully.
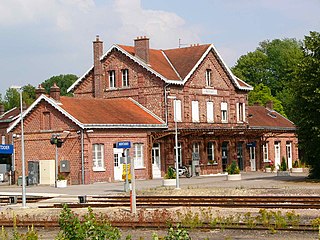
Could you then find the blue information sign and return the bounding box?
[116,141,131,149]
[0,144,14,154]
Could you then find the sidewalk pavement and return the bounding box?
[0,171,311,198]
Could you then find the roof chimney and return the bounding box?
[93,35,104,98]
[50,83,60,101]
[35,84,46,98]
[253,102,260,106]
[134,36,150,64]
[0,104,4,116]
[266,100,273,110]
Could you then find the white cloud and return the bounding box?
[112,0,200,48]
[0,0,201,96]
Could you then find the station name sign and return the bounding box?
[0,144,14,154]
[116,141,131,149]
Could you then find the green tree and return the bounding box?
[291,31,320,178]
[248,83,285,116]
[22,84,36,106]
[232,38,303,118]
[4,88,20,111]
[41,74,78,96]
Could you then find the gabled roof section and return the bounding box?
[58,97,165,126]
[7,95,166,133]
[0,107,20,123]
[67,40,253,93]
[248,106,296,130]
[164,44,211,79]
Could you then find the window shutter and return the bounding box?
[174,100,182,122]
[207,101,214,123]
[192,101,199,122]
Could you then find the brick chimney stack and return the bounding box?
[35,84,46,98]
[0,104,4,116]
[266,100,273,110]
[93,35,104,98]
[50,83,60,101]
[134,36,150,64]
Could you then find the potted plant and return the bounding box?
[226,161,241,180]
[277,157,290,176]
[265,161,275,173]
[291,160,303,173]
[57,174,68,188]
[162,167,176,187]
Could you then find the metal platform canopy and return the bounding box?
[0,144,14,183]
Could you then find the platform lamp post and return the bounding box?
[167,96,180,189]
[11,86,26,207]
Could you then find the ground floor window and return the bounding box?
[92,144,105,171]
[263,142,269,162]
[207,142,216,164]
[133,143,144,169]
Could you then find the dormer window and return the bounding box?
[122,69,129,87]
[109,70,116,89]
[205,69,212,87]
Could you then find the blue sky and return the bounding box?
[0,0,319,97]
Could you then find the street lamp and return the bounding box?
[11,86,26,207]
[167,96,180,189]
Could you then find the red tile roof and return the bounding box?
[59,97,164,125]
[118,45,180,80]
[164,44,211,79]
[0,107,20,123]
[248,106,295,129]
[68,40,252,93]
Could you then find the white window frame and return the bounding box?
[207,142,215,164]
[192,142,200,154]
[133,143,144,169]
[122,69,129,87]
[207,101,214,123]
[263,142,269,162]
[109,70,116,88]
[192,101,200,122]
[174,99,182,122]
[92,144,105,171]
[236,102,246,123]
[205,69,211,87]
[221,102,228,123]
[1,135,5,144]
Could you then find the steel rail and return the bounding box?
[38,195,320,209]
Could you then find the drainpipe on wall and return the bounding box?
[81,129,85,185]
[164,83,170,125]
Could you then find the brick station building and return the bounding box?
[4,36,298,185]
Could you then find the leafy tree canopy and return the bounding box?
[290,31,320,178]
[232,38,303,119]
[232,38,303,95]
[248,83,285,116]
[41,74,78,96]
[0,74,77,112]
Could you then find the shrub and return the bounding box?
[56,204,121,240]
[226,161,240,175]
[279,157,287,171]
[164,167,176,179]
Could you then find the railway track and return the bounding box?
[39,195,320,209]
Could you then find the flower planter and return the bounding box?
[277,171,290,177]
[265,168,272,173]
[291,168,303,173]
[56,179,67,188]
[162,179,176,187]
[227,174,241,181]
